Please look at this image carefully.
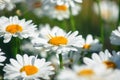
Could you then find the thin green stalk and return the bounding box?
[117,0,120,26]
[70,7,76,31]
[58,54,63,69]
[11,37,21,58]
[96,0,104,49]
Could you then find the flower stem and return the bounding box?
[117,0,120,26]
[96,0,104,49]
[70,7,76,31]
[11,37,21,58]
[58,54,63,69]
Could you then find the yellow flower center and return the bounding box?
[48,36,68,46]
[77,69,94,76]
[20,65,38,76]
[55,5,68,11]
[103,61,116,69]
[83,44,91,49]
[6,24,23,34]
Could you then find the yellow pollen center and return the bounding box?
[55,5,67,11]
[6,24,23,34]
[20,65,38,76]
[83,44,91,49]
[103,61,116,69]
[77,69,94,76]
[48,36,68,46]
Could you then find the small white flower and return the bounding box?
[32,24,84,54]
[3,54,54,80]
[110,26,120,45]
[81,34,102,52]
[57,65,110,80]
[0,0,24,11]
[25,0,47,17]
[21,41,49,58]
[93,0,119,22]
[0,16,37,43]
[51,0,82,7]
[0,49,6,66]
[83,49,120,70]
[46,3,70,21]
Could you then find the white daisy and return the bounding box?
[31,24,84,54]
[21,41,49,58]
[81,34,102,52]
[46,3,70,21]
[0,0,24,11]
[25,0,47,17]
[50,0,82,7]
[0,16,37,43]
[93,0,119,22]
[0,48,6,66]
[57,65,110,80]
[43,1,81,20]
[3,54,54,80]
[83,49,120,69]
[110,26,120,45]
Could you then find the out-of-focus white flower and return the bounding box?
[3,54,54,80]
[81,34,102,52]
[47,4,70,21]
[110,26,120,45]
[25,0,48,17]
[83,49,120,70]
[0,48,6,66]
[57,65,113,80]
[32,24,84,54]
[0,16,37,43]
[0,0,24,11]
[50,0,82,7]
[21,41,49,58]
[93,0,119,22]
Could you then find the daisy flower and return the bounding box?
[3,54,54,80]
[110,26,120,45]
[81,34,102,52]
[57,65,111,80]
[21,41,49,58]
[0,48,6,66]
[46,3,70,21]
[83,49,120,70]
[0,16,37,43]
[93,0,119,22]
[50,0,82,7]
[0,0,24,11]
[44,1,81,20]
[25,0,47,17]
[31,24,84,54]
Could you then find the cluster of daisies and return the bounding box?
[0,0,120,80]
[0,15,120,80]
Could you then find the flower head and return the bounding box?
[32,24,84,54]
[0,16,37,43]
[3,54,54,80]
[110,26,120,45]
[83,49,120,69]
[81,34,102,52]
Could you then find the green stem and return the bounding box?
[96,0,104,49]
[117,0,120,26]
[58,54,63,69]
[11,37,21,58]
[70,7,76,31]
